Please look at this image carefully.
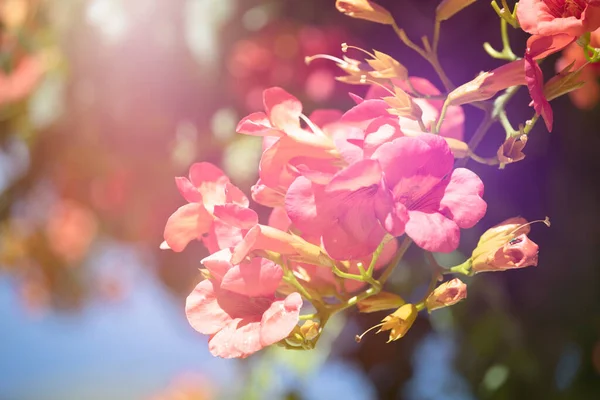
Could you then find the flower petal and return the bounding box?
[260,292,302,347]
[175,177,202,203]
[213,204,258,229]
[263,87,302,128]
[372,136,433,189]
[236,112,281,136]
[439,168,487,229]
[163,203,212,252]
[326,159,382,193]
[185,279,233,335]
[221,258,283,297]
[405,210,460,252]
[201,248,234,281]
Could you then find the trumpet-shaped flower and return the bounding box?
[186,248,302,359]
[162,163,252,252]
[517,0,600,37]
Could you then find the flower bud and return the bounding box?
[425,278,467,312]
[357,292,405,313]
[379,303,418,342]
[436,0,478,21]
[300,320,320,341]
[383,86,423,120]
[497,135,528,166]
[471,217,547,273]
[544,60,586,102]
[336,0,395,25]
[366,50,409,80]
[447,60,526,106]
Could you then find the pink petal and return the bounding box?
[175,177,202,203]
[439,168,487,229]
[201,248,234,281]
[260,292,302,347]
[527,34,575,60]
[230,320,263,358]
[210,218,244,250]
[188,162,228,188]
[221,258,283,297]
[376,197,408,237]
[163,203,213,252]
[285,176,329,235]
[185,280,233,335]
[308,109,343,127]
[525,54,553,132]
[348,92,364,104]
[325,159,382,193]
[225,183,249,208]
[263,87,302,128]
[231,225,297,265]
[236,112,281,136]
[213,204,258,229]
[322,219,385,260]
[251,181,285,207]
[208,319,245,358]
[372,137,433,189]
[363,116,404,157]
[341,99,389,125]
[268,207,292,231]
[405,210,460,253]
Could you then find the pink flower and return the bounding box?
[285,159,402,260]
[373,134,487,252]
[186,248,302,358]
[517,0,600,38]
[237,88,339,206]
[286,134,487,258]
[162,163,253,252]
[525,53,554,131]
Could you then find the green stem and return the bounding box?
[378,237,412,285]
[444,259,473,276]
[434,100,449,134]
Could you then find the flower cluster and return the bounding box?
[159,0,575,358]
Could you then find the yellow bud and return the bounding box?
[383,86,423,120]
[300,320,320,341]
[436,0,478,22]
[357,292,405,313]
[366,50,409,80]
[379,303,418,342]
[425,278,467,312]
[336,0,395,25]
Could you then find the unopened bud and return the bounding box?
[300,320,320,341]
[366,50,409,80]
[379,303,418,342]
[425,278,467,312]
[436,0,478,21]
[383,86,423,120]
[497,135,528,166]
[471,217,549,273]
[357,292,405,313]
[544,60,586,102]
[335,0,395,25]
[447,59,526,106]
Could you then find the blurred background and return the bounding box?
[1,0,599,399]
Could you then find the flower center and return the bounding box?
[544,0,587,18]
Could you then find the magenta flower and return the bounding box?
[373,134,487,252]
[285,159,404,260]
[186,248,302,358]
[162,163,253,252]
